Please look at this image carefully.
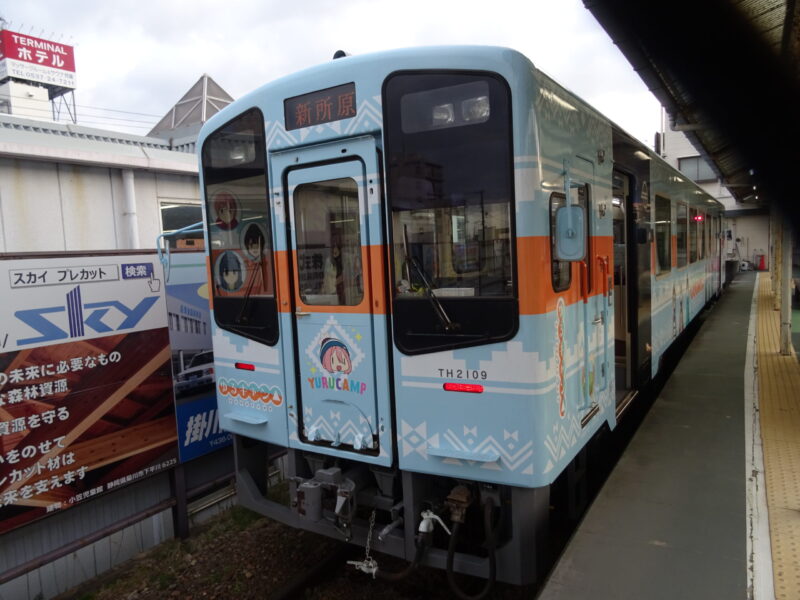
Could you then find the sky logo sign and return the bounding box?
[15,285,159,346]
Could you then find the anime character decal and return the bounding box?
[319,337,353,374]
[215,251,244,293]
[212,190,239,231]
[242,223,267,261]
[304,320,368,396]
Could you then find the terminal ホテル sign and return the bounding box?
[0,29,76,90]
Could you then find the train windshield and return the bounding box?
[201,108,279,345]
[384,72,517,354]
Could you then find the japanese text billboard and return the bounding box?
[0,252,177,534]
[0,30,76,90]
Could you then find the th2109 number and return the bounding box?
[437,369,488,380]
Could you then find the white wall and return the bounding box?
[0,81,50,121]
[0,157,199,253]
[725,213,770,268]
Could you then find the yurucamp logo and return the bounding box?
[306,337,368,394]
[15,286,159,346]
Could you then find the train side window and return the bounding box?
[201,108,279,346]
[549,185,588,292]
[654,195,672,276]
[699,212,706,260]
[676,203,687,268]
[689,207,698,263]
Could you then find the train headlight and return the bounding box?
[431,103,455,127]
[462,95,490,122]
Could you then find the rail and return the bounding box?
[155,220,205,282]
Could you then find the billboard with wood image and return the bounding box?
[0,252,178,534]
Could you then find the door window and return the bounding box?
[294,178,363,306]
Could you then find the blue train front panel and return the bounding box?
[197,46,721,492]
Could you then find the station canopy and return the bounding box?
[584,0,800,227]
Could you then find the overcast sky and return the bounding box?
[4,0,662,145]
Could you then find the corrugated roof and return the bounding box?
[0,114,197,173]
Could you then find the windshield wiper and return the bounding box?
[402,225,460,333]
[236,244,264,325]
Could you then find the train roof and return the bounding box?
[198,45,723,213]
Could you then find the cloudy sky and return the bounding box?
[4,0,662,145]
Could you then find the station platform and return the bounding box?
[539,271,800,600]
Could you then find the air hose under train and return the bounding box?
[445,487,498,600]
[376,533,429,581]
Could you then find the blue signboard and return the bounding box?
[164,252,232,462]
[175,393,232,462]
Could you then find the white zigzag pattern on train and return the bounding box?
[265,120,297,148]
[440,429,534,472]
[344,98,382,135]
[305,415,368,443]
[542,414,583,468]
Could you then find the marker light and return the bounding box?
[443,383,484,393]
[431,103,455,127]
[235,362,255,371]
[462,95,490,122]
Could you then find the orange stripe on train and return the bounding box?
[270,238,613,316]
[517,236,613,315]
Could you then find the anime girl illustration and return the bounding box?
[216,251,243,292]
[319,337,353,374]
[212,190,239,230]
[242,223,266,261]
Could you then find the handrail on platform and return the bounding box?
[156,221,205,282]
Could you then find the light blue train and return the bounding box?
[197,46,724,590]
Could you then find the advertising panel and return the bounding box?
[0,252,177,534]
[164,251,231,462]
[0,29,76,90]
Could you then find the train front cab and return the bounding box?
[197,47,723,589]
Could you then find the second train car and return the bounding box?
[197,46,724,589]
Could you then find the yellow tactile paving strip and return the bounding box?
[757,273,800,600]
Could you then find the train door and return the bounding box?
[277,137,392,462]
[611,166,652,411]
[612,169,632,405]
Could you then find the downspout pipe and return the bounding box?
[122,168,140,249]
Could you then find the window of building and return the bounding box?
[160,202,204,249]
[678,156,716,183]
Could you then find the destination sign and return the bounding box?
[284,83,357,131]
